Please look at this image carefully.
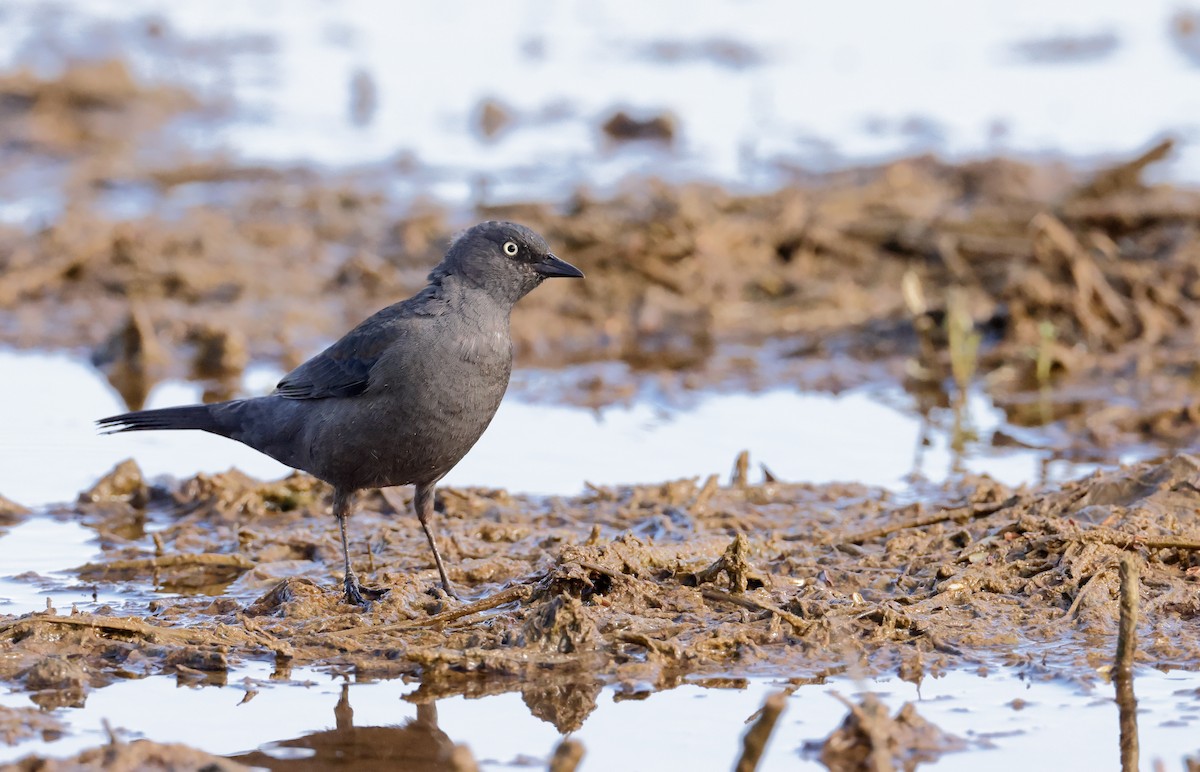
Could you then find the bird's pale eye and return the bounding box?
[502,241,519,256]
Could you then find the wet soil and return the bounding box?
[5,452,1200,737]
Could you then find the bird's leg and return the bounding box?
[334,489,367,606]
[414,483,458,599]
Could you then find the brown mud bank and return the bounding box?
[5,452,1200,716]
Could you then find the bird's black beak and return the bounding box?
[535,253,585,279]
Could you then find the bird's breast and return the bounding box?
[452,326,512,367]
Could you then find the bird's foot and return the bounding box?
[343,573,389,607]
[427,583,461,603]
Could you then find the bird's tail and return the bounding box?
[96,405,221,435]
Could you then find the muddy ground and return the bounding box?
[3,55,1200,770]
[4,452,1200,768]
[13,452,1200,688]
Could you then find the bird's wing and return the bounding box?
[275,290,445,400]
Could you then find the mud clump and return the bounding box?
[600,109,677,143]
[520,595,601,654]
[21,656,89,710]
[78,459,149,506]
[472,97,513,140]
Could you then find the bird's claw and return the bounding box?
[343,573,389,607]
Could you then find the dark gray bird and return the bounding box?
[98,221,583,606]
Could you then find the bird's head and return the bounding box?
[432,221,583,305]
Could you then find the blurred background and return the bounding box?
[0,1,1198,202]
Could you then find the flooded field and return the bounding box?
[4,1,1200,770]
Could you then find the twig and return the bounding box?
[1075,138,1173,199]
[702,588,811,635]
[1115,555,1139,674]
[1073,530,1200,552]
[614,631,681,658]
[1115,669,1138,772]
[1059,565,1114,623]
[841,496,1018,544]
[736,691,786,772]
[0,610,296,659]
[577,561,626,582]
[1114,554,1140,772]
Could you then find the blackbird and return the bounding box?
[98,221,583,605]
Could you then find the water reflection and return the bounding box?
[223,676,601,769]
[230,685,459,771]
[1114,671,1138,772]
[4,667,1200,769]
[406,675,603,736]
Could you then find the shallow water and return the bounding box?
[0,348,1104,509]
[0,661,1196,769]
[0,519,103,613]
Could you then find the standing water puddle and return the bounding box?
[1,663,1198,769]
[0,349,1100,509]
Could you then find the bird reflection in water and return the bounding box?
[228,684,471,771]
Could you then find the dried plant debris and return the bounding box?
[6,454,1200,703]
